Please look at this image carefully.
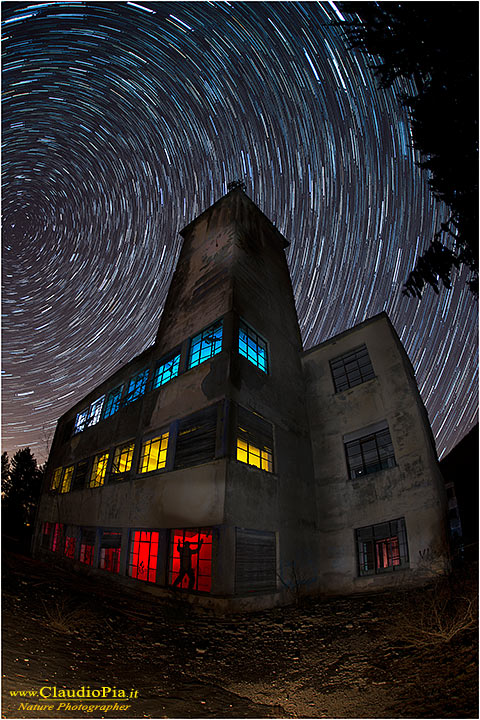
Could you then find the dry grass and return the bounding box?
[395,568,478,648]
[42,599,104,635]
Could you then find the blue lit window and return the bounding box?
[153,353,180,389]
[86,396,105,426]
[188,320,223,369]
[73,395,104,434]
[74,408,89,434]
[124,369,149,405]
[239,320,268,373]
[103,385,123,419]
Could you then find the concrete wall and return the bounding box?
[38,460,227,530]
[302,313,449,594]
[222,191,318,597]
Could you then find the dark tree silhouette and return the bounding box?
[2,447,44,543]
[339,2,478,298]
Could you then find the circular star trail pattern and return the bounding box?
[3,1,477,462]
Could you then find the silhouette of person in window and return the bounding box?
[172,538,203,589]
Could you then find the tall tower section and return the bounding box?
[154,187,317,600]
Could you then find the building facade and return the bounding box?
[34,188,449,610]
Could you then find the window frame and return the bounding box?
[73,407,89,435]
[238,318,269,373]
[64,526,77,559]
[138,431,170,474]
[344,424,396,479]
[79,528,96,566]
[111,440,135,477]
[86,395,105,427]
[188,319,223,369]
[235,405,274,474]
[168,528,213,593]
[89,452,109,488]
[60,465,74,494]
[127,529,160,584]
[356,518,409,576]
[102,384,124,420]
[152,351,181,390]
[73,395,105,434]
[99,529,122,573]
[329,344,375,393]
[123,368,149,406]
[72,459,90,491]
[50,467,63,492]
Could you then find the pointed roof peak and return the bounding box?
[180,185,289,248]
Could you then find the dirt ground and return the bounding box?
[2,550,478,719]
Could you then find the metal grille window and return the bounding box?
[111,441,134,475]
[60,465,74,494]
[99,530,122,573]
[174,405,218,469]
[128,530,159,583]
[168,528,212,592]
[139,433,169,473]
[89,452,109,488]
[103,385,123,419]
[345,427,395,479]
[153,353,181,389]
[238,320,268,373]
[236,406,274,473]
[72,460,89,491]
[188,320,223,369]
[124,369,149,405]
[330,345,375,393]
[356,518,408,576]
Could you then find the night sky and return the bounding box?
[2,1,478,464]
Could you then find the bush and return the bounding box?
[396,567,478,648]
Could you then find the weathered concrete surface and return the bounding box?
[302,313,449,594]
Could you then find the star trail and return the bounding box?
[2,1,478,463]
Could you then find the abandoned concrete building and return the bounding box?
[34,187,449,610]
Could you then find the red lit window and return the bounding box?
[41,521,53,549]
[100,547,121,573]
[52,523,64,553]
[79,528,96,566]
[128,531,159,583]
[356,518,408,576]
[168,529,212,593]
[375,537,401,569]
[80,543,94,565]
[99,530,122,573]
[64,534,76,559]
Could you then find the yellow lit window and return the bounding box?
[60,465,74,493]
[237,437,273,472]
[139,433,169,473]
[90,453,109,488]
[51,467,62,491]
[112,442,134,474]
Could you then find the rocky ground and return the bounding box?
[2,550,478,719]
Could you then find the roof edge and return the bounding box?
[302,312,393,357]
